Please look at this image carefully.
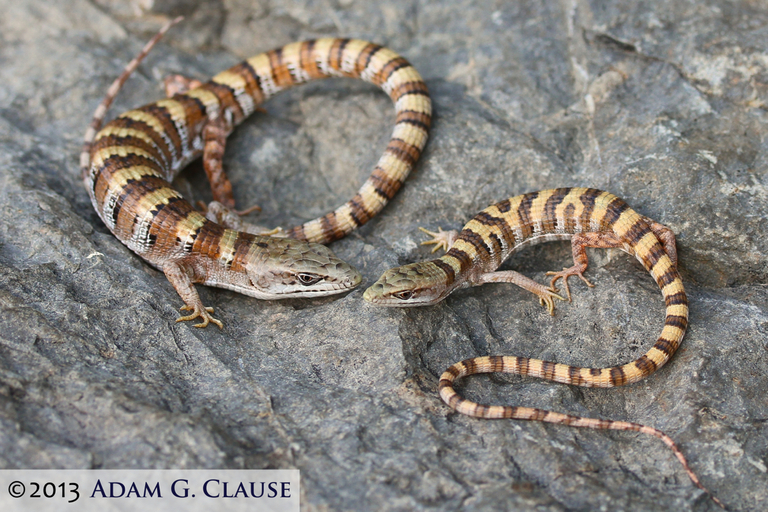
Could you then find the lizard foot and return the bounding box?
[198,200,262,217]
[202,201,284,236]
[419,227,459,253]
[177,304,223,329]
[545,266,594,302]
[537,287,567,316]
[163,74,204,97]
[477,270,565,316]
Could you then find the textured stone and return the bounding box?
[0,0,766,510]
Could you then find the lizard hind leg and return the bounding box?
[164,74,267,215]
[201,118,237,209]
[642,215,678,267]
[546,231,625,301]
[202,201,284,236]
[200,118,265,218]
[163,74,204,97]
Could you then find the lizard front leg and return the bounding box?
[163,259,223,329]
[475,270,565,315]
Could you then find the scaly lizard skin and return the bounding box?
[365,187,723,508]
[81,19,431,328]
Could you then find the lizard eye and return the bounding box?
[297,273,322,286]
[393,290,414,301]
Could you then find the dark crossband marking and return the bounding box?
[601,197,631,229]
[653,337,675,355]
[220,62,265,106]
[140,104,184,159]
[203,81,244,121]
[146,198,197,250]
[98,116,174,168]
[445,248,473,274]
[579,190,598,229]
[432,260,456,283]
[665,291,687,306]
[356,43,383,74]
[299,40,320,79]
[459,230,493,258]
[634,355,657,374]
[347,196,372,227]
[517,191,538,238]
[369,167,403,200]
[542,188,569,232]
[92,153,164,197]
[91,134,166,167]
[395,110,432,129]
[385,138,421,166]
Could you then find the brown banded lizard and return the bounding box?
[364,187,723,508]
[81,19,431,328]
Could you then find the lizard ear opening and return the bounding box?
[249,272,269,291]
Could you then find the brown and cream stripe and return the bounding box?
[438,355,721,507]
[365,188,722,506]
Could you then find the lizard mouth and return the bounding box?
[362,285,432,306]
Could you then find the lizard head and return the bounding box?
[363,260,454,306]
[241,237,362,299]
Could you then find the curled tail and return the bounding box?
[438,354,722,508]
[257,39,432,244]
[436,234,724,506]
[463,266,687,390]
[82,34,430,245]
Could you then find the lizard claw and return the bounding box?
[178,304,224,329]
[235,203,262,216]
[545,267,594,302]
[538,287,567,315]
[419,226,458,253]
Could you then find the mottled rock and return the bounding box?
[0,0,766,511]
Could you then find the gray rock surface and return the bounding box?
[1,0,767,510]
